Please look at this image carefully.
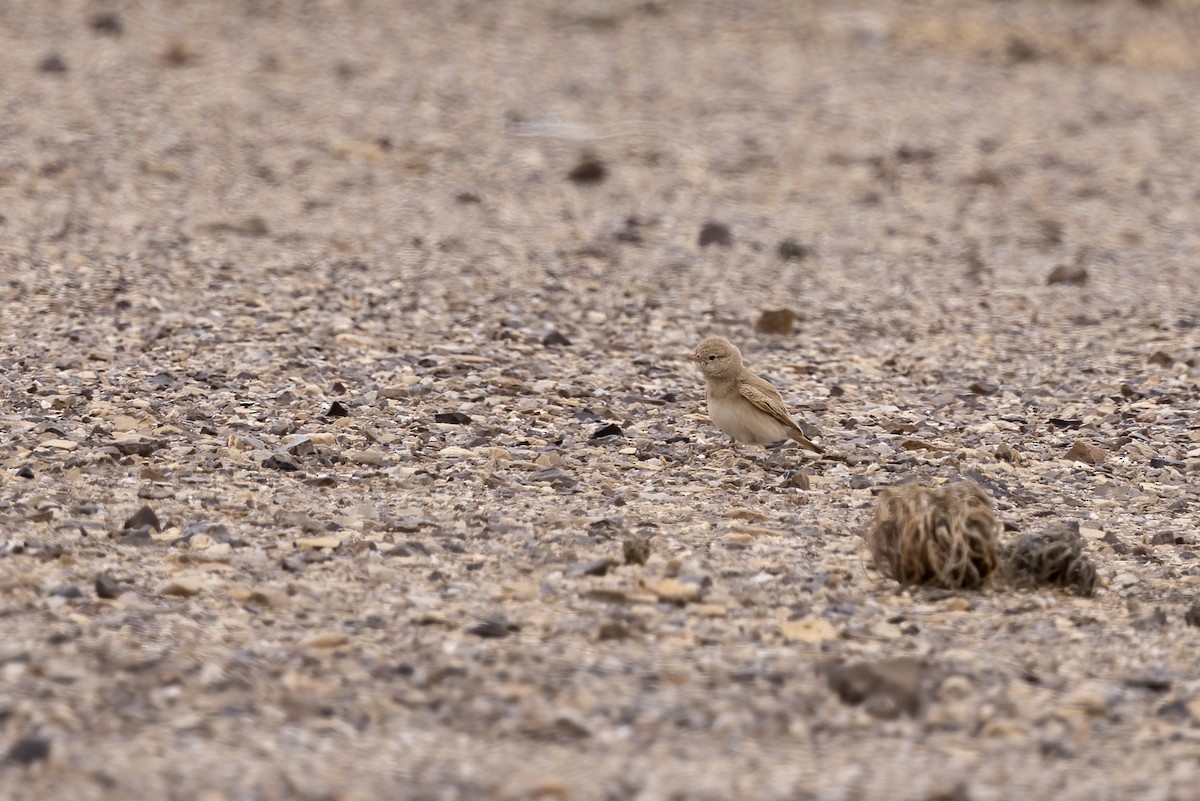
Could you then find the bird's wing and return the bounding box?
[737,375,799,430]
[739,373,825,453]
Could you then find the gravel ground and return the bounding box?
[2,1,1200,799]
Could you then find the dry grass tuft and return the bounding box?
[867,481,1001,590]
[1004,527,1097,596]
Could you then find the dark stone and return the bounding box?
[386,541,430,557]
[95,574,122,599]
[529,467,577,490]
[5,736,50,765]
[754,308,795,335]
[1047,264,1088,286]
[781,471,810,490]
[122,505,161,532]
[590,423,623,440]
[698,221,732,247]
[262,455,301,472]
[89,12,123,35]
[896,144,936,163]
[567,559,613,577]
[542,330,572,347]
[49,585,83,599]
[38,54,67,73]
[567,155,607,184]
[777,239,810,261]
[1148,350,1174,367]
[597,621,630,641]
[16,466,34,479]
[467,619,517,638]
[434,412,472,425]
[1185,598,1200,627]
[1125,675,1172,693]
[826,657,927,718]
[324,401,349,418]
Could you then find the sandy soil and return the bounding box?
[2,1,1200,799]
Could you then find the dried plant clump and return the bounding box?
[1004,527,1097,596]
[867,481,1001,590]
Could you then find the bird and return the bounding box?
[689,335,824,454]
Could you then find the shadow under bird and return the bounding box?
[689,335,824,454]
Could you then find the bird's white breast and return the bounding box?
[707,395,790,445]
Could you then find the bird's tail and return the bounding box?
[789,428,825,454]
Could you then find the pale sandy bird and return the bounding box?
[689,335,824,454]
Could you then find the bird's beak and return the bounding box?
[686,354,702,363]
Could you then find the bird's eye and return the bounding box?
[707,354,717,361]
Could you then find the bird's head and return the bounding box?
[689,335,742,380]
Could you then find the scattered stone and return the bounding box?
[123,505,161,533]
[754,308,796,335]
[1148,350,1174,367]
[38,54,67,73]
[42,438,78,451]
[531,712,592,740]
[777,239,810,261]
[567,154,607,184]
[299,633,351,650]
[94,574,122,599]
[529,467,577,490]
[434,412,472,425]
[297,537,342,551]
[283,436,316,457]
[347,448,386,465]
[590,423,623,440]
[467,619,517,638]
[1185,599,1200,627]
[113,439,165,457]
[1047,264,1088,286]
[1125,674,1172,693]
[49,585,83,599]
[262,455,302,472]
[968,381,999,396]
[622,536,651,566]
[324,400,350,418]
[89,12,123,35]
[652,578,702,604]
[160,41,198,66]
[867,481,1000,590]
[1102,530,1129,555]
[16,466,34,479]
[386,541,431,557]
[781,470,810,490]
[697,221,732,247]
[826,658,927,718]
[1064,439,1107,465]
[781,617,838,644]
[542,330,572,347]
[5,735,51,765]
[567,559,613,578]
[159,579,201,597]
[597,620,630,641]
[1132,608,1168,631]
